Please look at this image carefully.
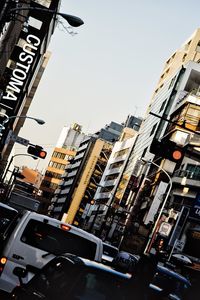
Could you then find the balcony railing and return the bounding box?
[173,169,200,181]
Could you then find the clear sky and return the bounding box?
[14,0,200,172]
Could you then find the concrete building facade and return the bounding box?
[40,123,84,203]
[114,29,200,256]
[49,121,124,223]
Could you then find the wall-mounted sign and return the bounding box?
[190,192,200,220]
[1,34,41,113]
[158,222,172,237]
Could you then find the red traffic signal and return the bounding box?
[172,149,183,161]
[150,139,184,162]
[27,145,47,159]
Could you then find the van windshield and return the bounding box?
[21,219,97,260]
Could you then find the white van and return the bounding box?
[0,206,103,292]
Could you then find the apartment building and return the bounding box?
[49,121,124,223]
[84,115,142,238]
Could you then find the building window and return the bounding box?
[159,99,167,113]
[168,76,176,90]
[114,148,129,158]
[52,151,66,160]
[141,147,148,158]
[196,41,200,53]
[109,161,124,170]
[32,0,51,8]
[149,123,157,136]
[105,174,118,181]
[186,164,200,180]
[182,53,187,62]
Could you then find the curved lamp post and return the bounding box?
[142,159,173,254]
[1,153,38,183]
[0,112,45,136]
[7,6,84,27]
[3,153,39,201]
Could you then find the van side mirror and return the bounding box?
[13,267,27,285]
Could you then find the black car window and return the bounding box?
[71,268,126,300]
[21,219,96,260]
[103,244,119,257]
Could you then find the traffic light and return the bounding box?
[90,199,95,205]
[27,145,47,159]
[150,139,184,162]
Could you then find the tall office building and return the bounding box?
[49,121,124,222]
[40,123,85,203]
[115,29,200,255]
[116,29,200,206]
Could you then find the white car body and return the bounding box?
[0,210,103,292]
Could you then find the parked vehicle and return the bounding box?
[102,242,119,266]
[11,254,191,300]
[0,207,103,293]
[112,251,191,299]
[11,254,130,300]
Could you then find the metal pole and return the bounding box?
[1,155,13,182]
[143,160,173,254]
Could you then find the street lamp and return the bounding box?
[1,153,37,183]
[0,153,38,202]
[0,112,45,136]
[5,6,84,27]
[142,159,173,254]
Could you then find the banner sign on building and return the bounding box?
[190,192,200,220]
[144,181,168,225]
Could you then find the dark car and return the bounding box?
[11,254,191,300]
[11,254,130,300]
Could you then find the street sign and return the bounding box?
[4,130,29,146]
[9,132,29,146]
[174,239,185,251]
[158,222,172,237]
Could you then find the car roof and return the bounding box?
[157,264,191,286]
[0,203,18,212]
[58,254,131,279]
